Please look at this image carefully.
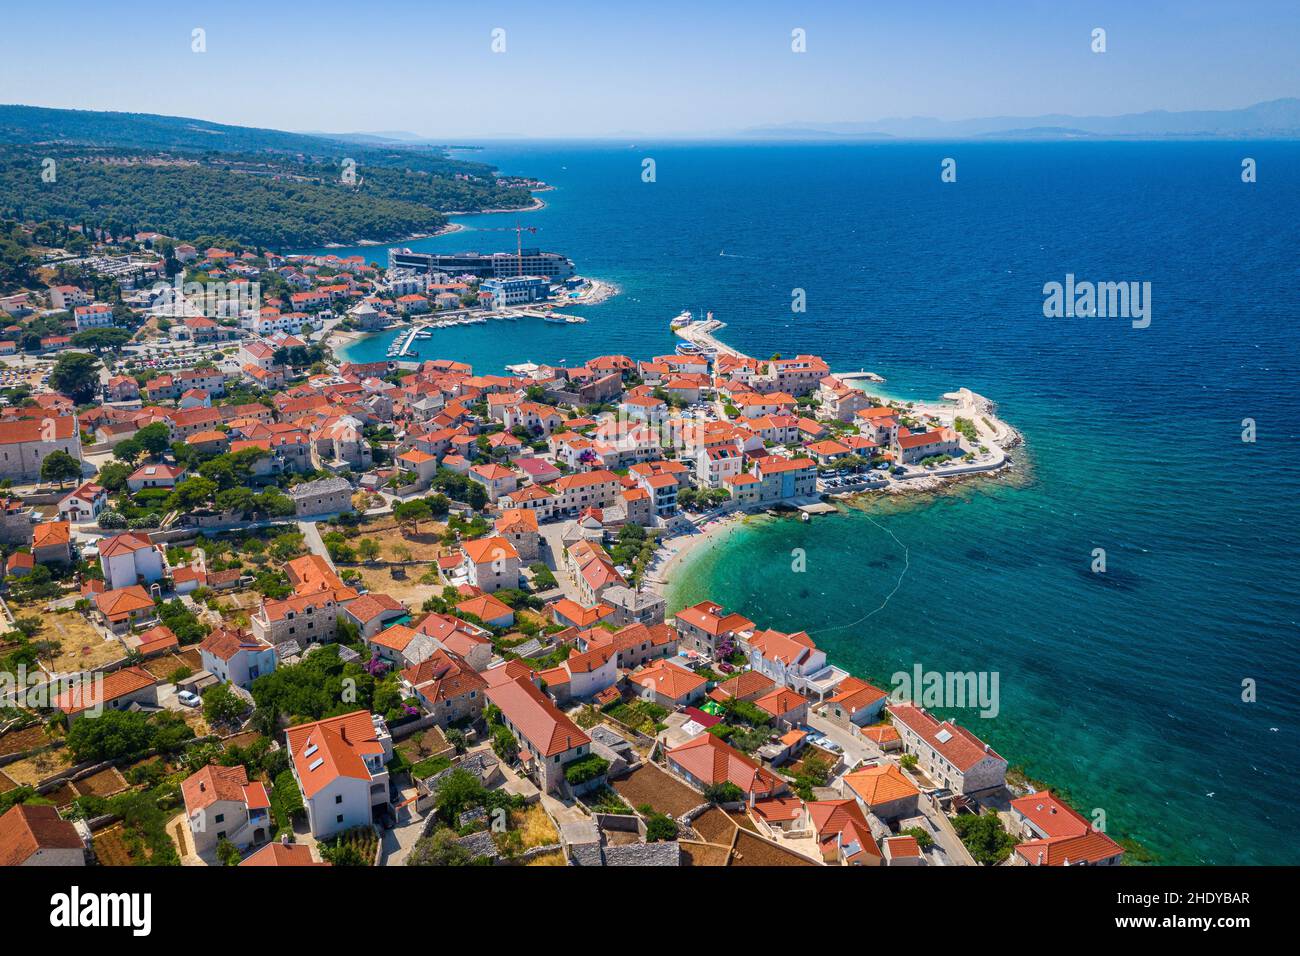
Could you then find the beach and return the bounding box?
[645,509,753,595]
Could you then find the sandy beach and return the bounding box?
[645,509,755,598]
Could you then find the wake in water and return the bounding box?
[809,513,910,635]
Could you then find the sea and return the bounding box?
[293,139,1300,864]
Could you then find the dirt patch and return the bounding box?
[10,605,121,672]
[0,769,16,793]
[0,724,51,758]
[729,830,816,866]
[2,747,73,787]
[92,824,138,866]
[524,850,567,866]
[680,840,731,866]
[353,515,450,562]
[353,565,435,608]
[75,766,129,798]
[610,763,701,819]
[510,804,559,850]
[142,650,202,681]
[691,807,739,845]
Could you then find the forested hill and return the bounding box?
[0,105,538,247]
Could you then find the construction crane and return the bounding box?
[473,222,538,275]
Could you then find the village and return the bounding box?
[0,229,1120,869]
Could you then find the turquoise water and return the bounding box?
[296,141,1300,863]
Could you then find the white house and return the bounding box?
[181,764,271,857]
[199,627,278,689]
[58,481,108,523]
[286,711,393,840]
[98,532,166,591]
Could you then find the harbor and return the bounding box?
[386,306,588,357]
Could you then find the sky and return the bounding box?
[2,0,1298,139]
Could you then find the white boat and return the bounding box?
[670,310,693,329]
[565,316,586,324]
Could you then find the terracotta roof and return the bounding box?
[666,732,784,796]
[808,799,881,863]
[888,703,1003,772]
[284,711,386,799]
[485,675,589,757]
[98,531,155,557]
[455,593,513,622]
[402,649,487,704]
[32,521,70,549]
[842,763,919,806]
[462,536,518,565]
[241,842,330,867]
[93,585,155,621]
[630,659,706,701]
[181,763,266,814]
[346,592,405,624]
[52,665,155,716]
[0,804,82,865]
[674,601,753,638]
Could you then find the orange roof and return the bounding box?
[462,536,518,565]
[485,675,589,757]
[285,711,387,799]
[674,601,754,638]
[0,804,82,866]
[98,531,154,557]
[888,703,1003,772]
[754,686,808,717]
[53,665,155,716]
[549,598,612,627]
[93,585,155,621]
[32,521,70,549]
[666,732,784,796]
[494,508,539,535]
[402,649,487,704]
[842,763,918,806]
[809,799,882,863]
[630,659,706,701]
[456,593,513,622]
[240,842,330,867]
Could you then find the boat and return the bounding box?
[565,316,586,324]
[543,312,566,324]
[676,342,703,355]
[669,310,693,329]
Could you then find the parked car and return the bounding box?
[177,690,201,708]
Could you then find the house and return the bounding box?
[461,536,520,594]
[577,621,678,670]
[200,627,278,689]
[549,598,613,630]
[485,672,592,795]
[0,496,34,546]
[887,702,1007,795]
[286,711,394,839]
[753,686,810,728]
[181,764,272,856]
[1010,791,1124,866]
[126,463,186,492]
[52,665,157,723]
[401,649,488,727]
[841,763,919,821]
[494,508,540,562]
[58,481,108,522]
[537,644,618,705]
[93,586,157,634]
[882,834,926,866]
[896,426,962,465]
[673,600,754,658]
[343,593,407,639]
[807,799,883,866]
[665,732,786,803]
[710,670,775,704]
[0,804,85,866]
[629,659,706,709]
[467,463,517,503]
[31,520,72,565]
[821,676,888,730]
[290,476,354,517]
[98,531,165,590]
[746,628,829,693]
[252,592,341,646]
[415,613,495,672]
[128,624,179,658]
[455,592,515,628]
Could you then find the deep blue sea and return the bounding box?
[297,140,1300,864]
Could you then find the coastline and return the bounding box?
[645,509,753,600]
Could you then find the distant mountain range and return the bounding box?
[743,98,1300,140]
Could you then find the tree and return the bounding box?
[216,837,242,866]
[96,461,131,492]
[202,682,247,726]
[112,437,144,465]
[645,813,678,842]
[393,498,432,533]
[357,538,380,562]
[407,828,478,867]
[167,476,217,511]
[952,810,1018,865]
[48,352,102,404]
[40,450,82,487]
[70,327,133,354]
[134,422,172,459]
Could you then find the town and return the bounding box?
[0,225,1121,869]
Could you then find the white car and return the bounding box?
[177,690,202,708]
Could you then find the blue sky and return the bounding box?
[2,0,1298,138]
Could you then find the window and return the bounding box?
[214,813,224,824]
[335,794,343,804]
[336,814,344,824]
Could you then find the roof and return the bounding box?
[181,763,268,815]
[486,675,589,757]
[0,804,82,865]
[754,686,808,717]
[240,842,330,867]
[53,665,155,716]
[549,599,612,627]
[98,531,155,557]
[345,592,405,624]
[888,703,1004,772]
[32,521,70,549]
[200,626,272,662]
[284,711,387,799]
[402,649,487,704]
[674,601,753,637]
[713,669,775,700]
[93,585,155,621]
[842,763,919,806]
[462,536,518,565]
[1016,829,1125,866]
[826,676,888,715]
[807,799,881,863]
[456,593,514,622]
[666,732,784,796]
[630,659,706,701]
